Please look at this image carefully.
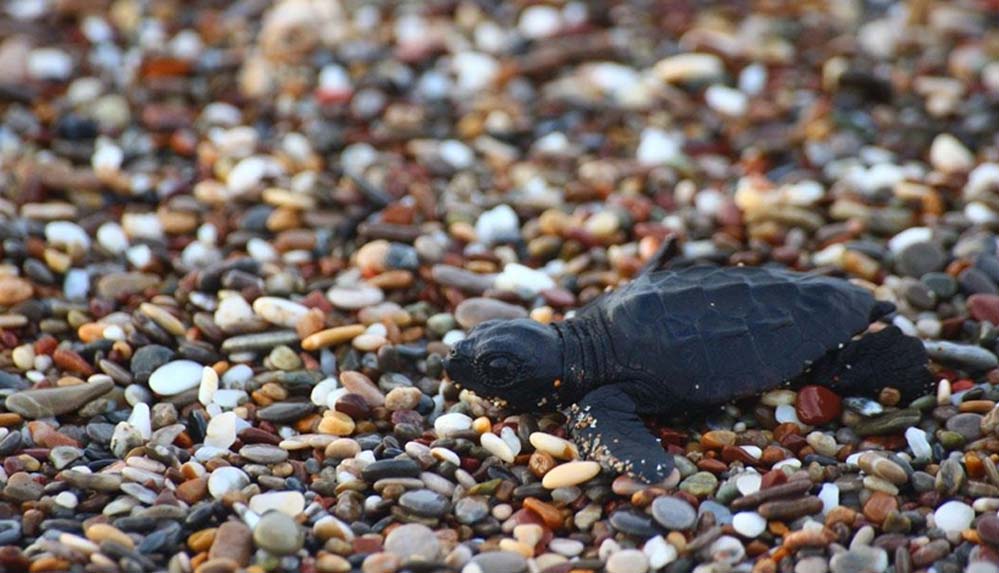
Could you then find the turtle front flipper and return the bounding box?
[568,385,675,483]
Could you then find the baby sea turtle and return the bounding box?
[444,239,934,482]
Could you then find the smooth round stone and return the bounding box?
[934,500,974,533]
[829,546,888,573]
[481,432,515,463]
[643,535,678,570]
[651,496,696,530]
[969,294,999,324]
[732,512,766,538]
[679,472,718,497]
[475,204,520,246]
[384,523,440,562]
[435,413,473,437]
[735,473,762,495]
[326,284,384,310]
[0,520,21,545]
[239,444,288,464]
[454,496,490,524]
[698,501,733,526]
[399,489,450,518]
[339,371,385,407]
[468,551,527,573]
[924,341,998,371]
[709,535,745,564]
[208,467,249,499]
[454,297,528,329]
[606,549,649,573]
[796,385,842,425]
[529,432,578,459]
[204,411,238,449]
[361,459,421,482]
[922,273,958,299]
[609,510,659,538]
[215,295,255,331]
[945,412,983,441]
[149,360,204,396]
[542,461,601,489]
[252,297,308,328]
[549,538,584,557]
[253,510,304,556]
[249,491,305,516]
[905,427,932,459]
[256,401,315,423]
[818,483,840,514]
[895,242,946,278]
[978,514,999,545]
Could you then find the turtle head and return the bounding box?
[444,318,563,410]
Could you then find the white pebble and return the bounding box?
[518,5,562,39]
[204,411,238,450]
[888,227,933,254]
[214,295,255,332]
[818,483,840,515]
[452,52,499,94]
[97,222,129,254]
[705,85,748,117]
[738,63,767,96]
[126,244,153,269]
[252,297,309,328]
[933,501,974,533]
[475,204,520,246]
[208,466,249,499]
[732,512,767,538]
[529,432,579,460]
[92,142,123,175]
[735,472,762,496]
[28,48,73,81]
[481,432,515,463]
[654,53,724,83]
[642,535,677,570]
[227,156,269,196]
[311,378,339,407]
[439,140,474,170]
[127,403,151,440]
[903,427,931,460]
[199,366,219,407]
[495,263,555,298]
[929,133,974,174]
[63,269,89,300]
[435,413,473,437]
[775,404,805,427]
[121,212,164,241]
[149,360,204,396]
[249,491,305,516]
[636,128,682,165]
[213,389,247,409]
[45,221,90,251]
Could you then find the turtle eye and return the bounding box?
[483,355,517,382]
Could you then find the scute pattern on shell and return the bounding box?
[587,265,882,406]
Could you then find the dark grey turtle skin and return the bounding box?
[444,253,934,482]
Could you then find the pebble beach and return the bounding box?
[1,1,999,572]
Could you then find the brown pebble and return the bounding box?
[757,496,823,521]
[209,522,253,566]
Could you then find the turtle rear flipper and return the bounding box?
[808,325,935,402]
[568,385,676,484]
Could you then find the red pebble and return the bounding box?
[760,469,788,489]
[968,294,999,325]
[951,379,974,392]
[795,385,842,425]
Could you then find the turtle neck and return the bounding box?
[551,315,614,407]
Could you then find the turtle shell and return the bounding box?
[584,265,883,405]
